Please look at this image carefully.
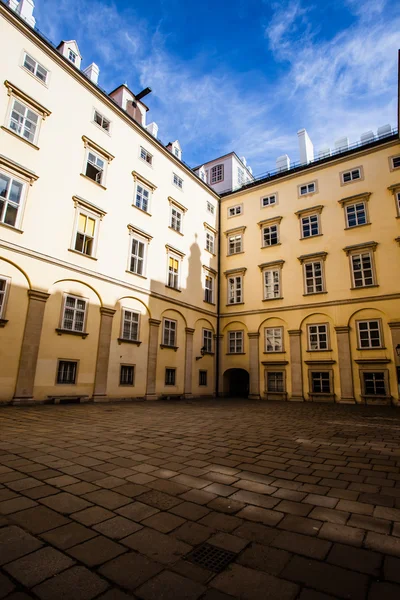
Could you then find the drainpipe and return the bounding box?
[215,192,222,398]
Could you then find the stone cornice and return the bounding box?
[132,171,157,191]
[82,135,114,162]
[0,154,39,184]
[4,80,51,118]
[343,241,378,255]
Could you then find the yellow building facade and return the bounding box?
[0,2,399,405]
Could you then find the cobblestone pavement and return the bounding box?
[1,400,400,599]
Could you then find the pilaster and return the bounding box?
[248,332,260,399]
[184,327,195,399]
[288,329,303,401]
[335,326,355,403]
[145,319,161,400]
[93,307,116,401]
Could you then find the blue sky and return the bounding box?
[32,0,399,175]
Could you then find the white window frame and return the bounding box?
[396,191,400,217]
[301,214,320,238]
[345,202,367,228]
[228,233,243,255]
[298,181,317,197]
[129,235,147,276]
[93,109,111,133]
[204,273,214,304]
[262,224,279,247]
[228,330,244,354]
[350,251,375,288]
[310,371,332,394]
[7,97,41,145]
[162,318,177,347]
[121,309,140,342]
[72,208,100,258]
[206,201,215,215]
[237,167,245,186]
[266,371,285,393]
[227,204,243,218]
[0,276,11,321]
[134,182,151,213]
[68,49,77,64]
[303,260,325,294]
[22,52,49,85]
[84,148,106,186]
[261,194,277,208]
[139,146,153,166]
[167,253,181,290]
[357,320,382,349]
[120,364,135,386]
[0,168,28,230]
[341,167,362,184]
[227,275,243,304]
[361,371,388,397]
[205,230,215,254]
[210,164,224,184]
[307,323,329,351]
[264,327,283,352]
[61,294,88,333]
[263,268,281,300]
[170,205,183,233]
[57,360,78,385]
[202,329,213,353]
[173,173,183,190]
[390,155,400,171]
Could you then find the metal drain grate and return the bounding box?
[185,543,237,572]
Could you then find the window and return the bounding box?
[228,234,243,255]
[342,168,361,184]
[311,372,331,393]
[61,295,87,332]
[140,147,153,166]
[9,99,39,144]
[262,224,279,247]
[165,368,176,386]
[362,372,386,396]
[204,275,214,304]
[263,269,281,299]
[173,173,183,189]
[93,110,110,133]
[308,324,329,350]
[0,277,10,319]
[265,327,283,352]
[129,236,146,275]
[57,360,77,384]
[85,150,105,185]
[163,319,177,347]
[261,194,277,208]
[357,320,382,348]
[120,365,134,386]
[396,191,400,216]
[304,261,324,294]
[299,182,316,196]
[301,214,320,238]
[74,212,97,256]
[228,275,243,304]
[211,164,224,183]
[68,50,77,64]
[170,206,182,232]
[228,205,242,217]
[167,256,180,289]
[174,147,180,158]
[390,155,400,170]
[205,230,215,253]
[206,201,215,215]
[228,331,243,353]
[202,329,213,353]
[0,172,24,228]
[199,370,207,386]
[267,372,284,393]
[121,309,139,341]
[351,252,374,287]
[134,183,150,212]
[237,167,245,186]
[346,202,367,227]
[23,53,48,84]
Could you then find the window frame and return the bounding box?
[7,97,41,146]
[301,213,320,238]
[261,193,278,208]
[227,204,243,218]
[70,198,105,259]
[139,146,153,167]
[60,294,88,334]
[165,368,176,386]
[172,173,183,190]
[346,247,377,289]
[22,52,49,85]
[120,309,140,343]
[228,330,244,354]
[199,370,208,386]
[205,226,216,254]
[227,274,243,305]
[202,328,213,353]
[56,360,78,385]
[266,370,285,393]
[345,201,368,228]
[4,81,51,149]
[262,223,279,247]
[309,370,333,395]
[206,201,215,215]
[356,319,383,349]
[162,318,177,348]
[389,154,400,171]
[264,326,284,353]
[263,268,281,300]
[92,109,111,134]
[127,225,152,278]
[360,369,390,399]
[81,136,114,188]
[298,253,327,295]
[307,323,330,351]
[298,180,318,198]
[0,276,11,322]
[165,245,184,291]
[119,364,135,386]
[340,165,364,186]
[210,164,224,184]
[204,272,215,304]
[0,167,29,231]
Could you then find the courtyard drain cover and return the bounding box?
[185,543,237,572]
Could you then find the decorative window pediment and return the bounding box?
[132,170,157,191]
[5,81,51,118]
[82,135,114,162]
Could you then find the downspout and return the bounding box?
[215,191,222,397]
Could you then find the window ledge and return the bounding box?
[306,349,333,352]
[125,270,147,280]
[119,384,135,387]
[350,285,379,290]
[55,328,88,339]
[168,226,184,236]
[227,251,245,257]
[68,248,98,261]
[132,204,152,216]
[262,297,283,302]
[92,120,111,137]
[118,338,142,346]
[203,351,215,356]
[226,352,246,355]
[205,249,216,256]
[300,234,323,240]
[204,301,216,306]
[263,351,286,354]
[309,393,335,402]
[165,285,181,292]
[357,347,386,351]
[0,222,23,234]
[226,302,245,306]
[80,173,107,190]
[303,291,328,296]
[345,223,371,230]
[160,344,179,351]
[0,319,9,328]
[1,126,39,150]
[361,395,391,401]
[261,243,282,249]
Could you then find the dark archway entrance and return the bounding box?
[223,369,250,398]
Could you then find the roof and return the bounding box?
[108,84,149,112]
[56,39,82,57]
[193,151,254,178]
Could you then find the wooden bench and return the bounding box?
[47,395,90,405]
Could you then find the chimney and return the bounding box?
[318,146,331,159]
[145,122,158,138]
[7,0,19,10]
[377,124,392,138]
[335,137,349,152]
[298,129,314,164]
[360,131,374,144]
[276,155,290,171]
[11,0,36,27]
[83,63,99,85]
[240,156,247,166]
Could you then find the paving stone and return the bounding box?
[298,589,338,599]
[206,497,246,515]
[82,490,130,510]
[236,506,284,527]
[0,571,15,598]
[200,591,237,600]
[364,531,400,557]
[0,525,42,565]
[142,511,186,533]
[121,527,191,564]
[9,505,70,534]
[32,565,109,600]
[72,506,114,526]
[209,532,248,553]
[7,477,42,491]
[172,558,214,584]
[368,581,400,600]
[136,490,182,510]
[136,570,206,600]
[40,492,92,514]
[45,475,80,487]
[303,494,338,508]
[171,521,215,545]
[117,501,159,522]
[318,522,365,547]
[347,514,391,534]
[278,515,322,536]
[359,493,395,507]
[0,489,17,502]
[67,535,126,566]
[198,512,242,532]
[233,521,278,545]
[373,506,400,522]
[0,497,37,515]
[93,515,142,539]
[327,542,382,575]
[180,489,217,505]
[22,484,60,499]
[275,500,313,516]
[148,478,189,496]
[62,482,99,495]
[384,556,400,584]
[170,501,210,521]
[308,507,349,525]
[4,546,75,587]
[237,542,291,575]
[42,522,97,549]
[272,531,331,559]
[229,490,279,509]
[211,563,299,600]
[97,589,134,600]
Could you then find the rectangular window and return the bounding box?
[93,110,110,132]
[267,371,284,392]
[23,53,48,83]
[206,201,215,215]
[342,168,361,183]
[228,331,243,353]
[346,202,367,227]
[228,234,242,255]
[0,172,24,228]
[9,99,39,144]
[311,372,331,393]
[173,173,183,189]
[211,164,224,183]
[0,277,9,319]
[301,214,320,238]
[261,194,276,207]
[74,212,96,256]
[391,156,400,169]
[237,167,245,186]
[264,269,281,299]
[57,360,77,384]
[363,372,386,396]
[357,320,382,348]
[163,319,177,347]
[228,275,243,304]
[202,329,213,353]
[130,237,146,276]
[120,365,134,386]
[134,183,150,212]
[165,368,176,386]
[308,324,329,350]
[299,182,316,196]
[351,252,374,287]
[262,224,279,246]
[62,295,87,332]
[228,205,242,217]
[265,327,283,352]
[205,231,215,253]
[121,309,139,341]
[168,256,180,289]
[397,192,400,215]
[204,275,214,304]
[304,261,324,294]
[85,150,105,185]
[199,370,207,386]
[170,206,182,232]
[140,147,153,166]
[68,50,77,63]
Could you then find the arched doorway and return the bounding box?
[223,369,250,398]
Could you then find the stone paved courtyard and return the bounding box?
[0,400,400,600]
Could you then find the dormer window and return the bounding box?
[68,50,77,64]
[174,148,180,158]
